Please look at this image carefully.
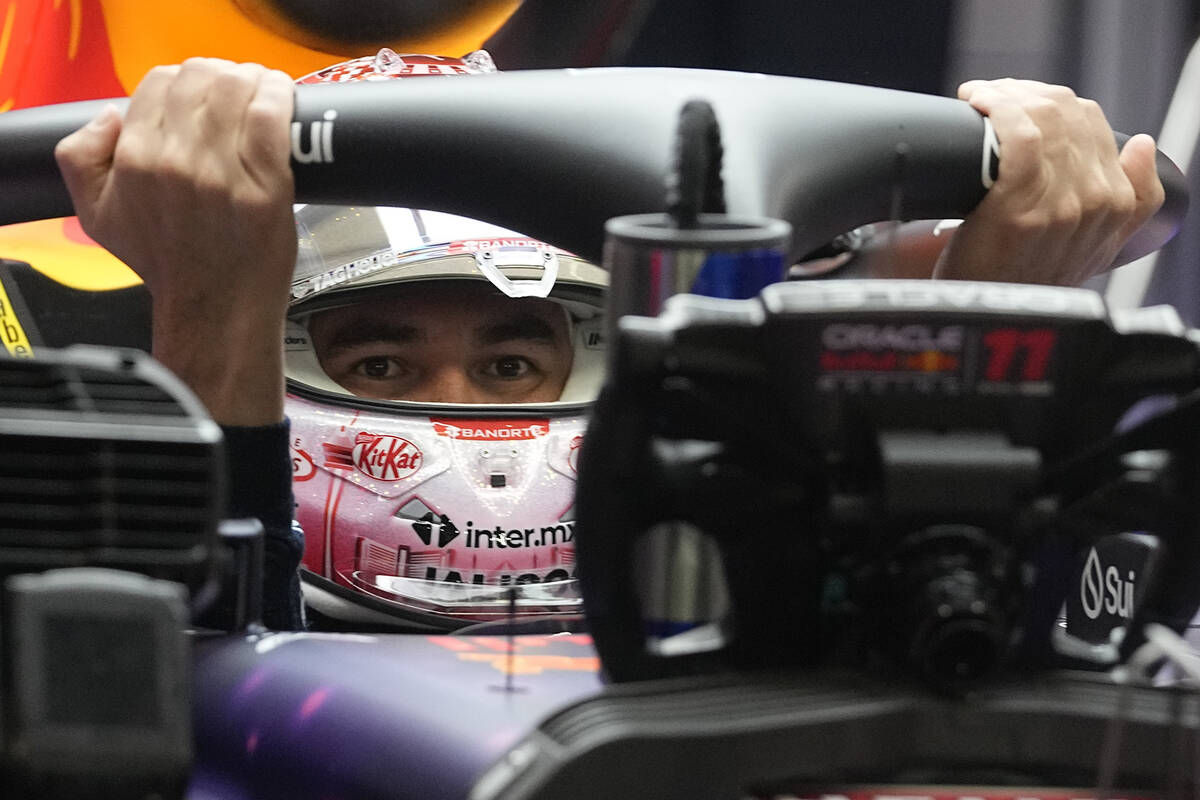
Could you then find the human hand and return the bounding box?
[55,58,296,424]
[933,78,1165,286]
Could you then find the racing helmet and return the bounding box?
[286,51,608,631]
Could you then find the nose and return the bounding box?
[403,367,480,404]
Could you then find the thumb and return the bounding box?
[54,103,123,222]
[1118,133,1166,232]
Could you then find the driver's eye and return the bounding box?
[358,357,396,378]
[486,356,533,380]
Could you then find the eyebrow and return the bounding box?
[317,312,562,355]
[472,313,561,347]
[319,320,422,354]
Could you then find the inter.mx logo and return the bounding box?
[1080,547,1136,621]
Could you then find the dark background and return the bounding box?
[490,0,955,92]
[489,0,1200,321]
[489,1,1200,116]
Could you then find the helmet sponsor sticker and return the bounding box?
[446,239,574,257]
[414,564,574,586]
[448,238,546,254]
[566,435,583,473]
[284,320,311,351]
[400,509,574,550]
[291,444,316,481]
[461,518,574,549]
[431,418,549,440]
[579,319,605,349]
[290,246,397,300]
[351,432,423,481]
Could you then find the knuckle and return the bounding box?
[52,135,77,164]
[1042,83,1077,102]
[1078,183,1115,218]
[1022,94,1061,119]
[243,101,291,146]
[180,56,217,73]
[1045,195,1083,230]
[145,64,179,84]
[110,138,151,177]
[212,68,252,96]
[244,94,281,120]
[1109,183,1138,219]
[233,61,268,81]
[1006,121,1044,152]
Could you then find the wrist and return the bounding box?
[152,301,287,426]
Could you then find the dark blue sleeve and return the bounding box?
[220,420,306,631]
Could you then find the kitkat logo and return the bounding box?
[352,433,423,481]
[431,419,549,441]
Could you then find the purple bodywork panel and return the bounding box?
[187,632,603,799]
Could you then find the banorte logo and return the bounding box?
[1080,546,1136,621]
[352,433,423,481]
[431,418,549,440]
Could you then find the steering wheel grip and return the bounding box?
[0,68,1187,266]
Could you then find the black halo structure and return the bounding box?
[0,67,1187,266]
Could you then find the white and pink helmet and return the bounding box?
[285,48,609,633]
[285,51,607,629]
[285,203,605,630]
[283,49,605,631]
[295,48,499,83]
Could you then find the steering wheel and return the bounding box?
[0,67,1188,266]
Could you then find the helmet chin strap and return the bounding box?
[474,248,560,298]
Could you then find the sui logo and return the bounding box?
[352,434,422,481]
[1080,547,1136,621]
[291,109,337,164]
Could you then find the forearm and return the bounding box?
[152,297,288,425]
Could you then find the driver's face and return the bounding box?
[308,282,573,404]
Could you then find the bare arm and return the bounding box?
[55,58,297,425]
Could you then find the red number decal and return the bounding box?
[982,328,1056,382]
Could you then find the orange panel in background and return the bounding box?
[0,0,125,110]
[0,0,521,289]
[0,218,138,290]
